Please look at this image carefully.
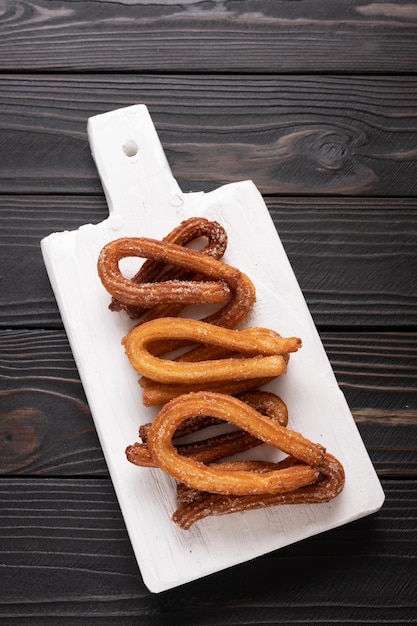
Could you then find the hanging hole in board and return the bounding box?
[123,140,139,157]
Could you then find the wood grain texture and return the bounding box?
[0,195,106,328]
[0,328,106,476]
[0,0,415,619]
[1,0,417,72]
[321,332,417,477]
[1,195,415,329]
[0,75,417,196]
[1,328,415,477]
[269,198,417,328]
[0,478,415,623]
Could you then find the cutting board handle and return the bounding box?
[87,105,183,220]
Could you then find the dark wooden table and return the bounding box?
[1,1,416,624]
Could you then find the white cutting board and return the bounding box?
[41,104,384,593]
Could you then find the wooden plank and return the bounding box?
[269,198,417,328]
[321,331,417,477]
[0,75,417,196]
[1,1,417,72]
[0,328,106,476]
[1,328,416,477]
[0,195,415,329]
[0,195,106,328]
[0,477,415,622]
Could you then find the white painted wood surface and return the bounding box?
[41,104,384,593]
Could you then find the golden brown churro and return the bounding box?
[124,317,300,386]
[146,392,325,496]
[106,217,228,318]
[97,237,236,308]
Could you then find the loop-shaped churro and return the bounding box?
[108,217,229,318]
[124,317,301,386]
[98,237,240,308]
[146,391,325,496]
[98,218,257,330]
